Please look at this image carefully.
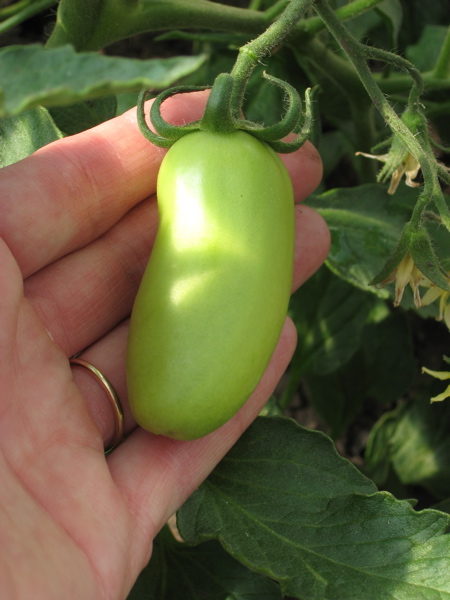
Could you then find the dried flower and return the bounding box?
[356,150,421,195]
[380,254,426,308]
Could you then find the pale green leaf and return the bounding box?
[0,44,207,117]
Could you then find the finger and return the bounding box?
[108,317,298,560]
[68,205,329,449]
[281,140,323,202]
[24,196,159,356]
[0,91,210,278]
[69,320,133,449]
[292,205,330,292]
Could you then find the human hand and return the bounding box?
[0,91,330,599]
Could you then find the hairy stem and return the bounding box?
[313,0,450,229]
[300,0,385,36]
[45,0,390,54]
[230,0,314,118]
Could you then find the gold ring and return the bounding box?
[70,357,124,454]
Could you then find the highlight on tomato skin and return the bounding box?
[126,130,295,440]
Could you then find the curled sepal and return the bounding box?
[265,87,316,154]
[241,72,302,143]
[137,86,207,148]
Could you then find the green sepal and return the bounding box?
[263,87,315,154]
[376,135,409,185]
[137,73,315,153]
[370,221,450,291]
[150,84,206,140]
[409,228,450,291]
[137,89,173,148]
[241,72,302,142]
[137,85,207,149]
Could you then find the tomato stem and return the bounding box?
[200,73,237,134]
[229,0,314,119]
[137,0,316,151]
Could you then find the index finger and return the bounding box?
[0,92,209,278]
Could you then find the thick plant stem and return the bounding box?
[46,0,269,51]
[229,0,314,118]
[45,0,395,53]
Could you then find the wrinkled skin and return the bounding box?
[0,91,330,600]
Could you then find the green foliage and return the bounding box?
[178,417,450,600]
[0,45,207,116]
[1,0,449,598]
[129,526,283,600]
[0,106,62,167]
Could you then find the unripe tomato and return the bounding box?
[126,130,294,440]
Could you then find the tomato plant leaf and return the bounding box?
[405,25,449,71]
[0,107,63,167]
[48,95,118,136]
[376,0,403,47]
[128,528,282,600]
[385,395,450,500]
[288,266,378,373]
[282,266,380,409]
[0,44,207,117]
[364,408,403,487]
[305,312,416,438]
[178,417,450,600]
[307,184,417,297]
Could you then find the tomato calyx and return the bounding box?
[137,71,315,154]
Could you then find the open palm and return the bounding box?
[0,91,329,600]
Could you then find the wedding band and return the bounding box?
[69,357,124,454]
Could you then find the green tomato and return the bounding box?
[126,129,294,440]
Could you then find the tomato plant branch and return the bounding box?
[45,0,385,54]
[46,0,269,51]
[373,71,450,95]
[0,0,37,20]
[299,0,385,36]
[229,0,314,117]
[0,0,57,34]
[313,0,450,233]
